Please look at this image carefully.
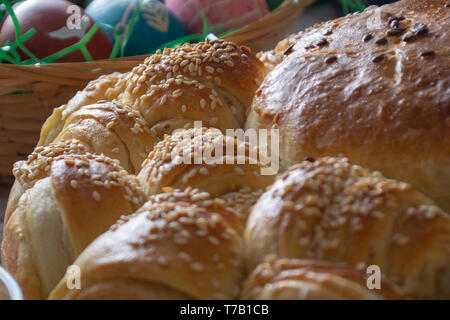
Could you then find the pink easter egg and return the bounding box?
[166,0,270,34]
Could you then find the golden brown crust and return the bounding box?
[5,140,88,223]
[49,196,243,300]
[1,206,44,300]
[120,40,266,139]
[137,127,275,198]
[53,101,158,173]
[1,152,147,299]
[50,153,147,253]
[247,0,450,212]
[59,279,194,300]
[151,187,243,234]
[38,72,127,146]
[242,258,403,300]
[1,180,75,299]
[245,157,450,299]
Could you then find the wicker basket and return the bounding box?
[0,0,315,183]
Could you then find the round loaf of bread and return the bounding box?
[247,0,450,212]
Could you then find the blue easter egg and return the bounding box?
[86,0,187,56]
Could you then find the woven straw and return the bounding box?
[0,0,315,183]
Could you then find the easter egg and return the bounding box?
[0,1,24,29]
[166,0,270,34]
[86,0,187,57]
[0,0,113,62]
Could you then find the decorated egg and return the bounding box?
[0,0,113,62]
[166,0,270,34]
[86,0,187,57]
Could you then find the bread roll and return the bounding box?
[120,40,267,139]
[247,0,450,212]
[49,189,243,300]
[245,157,450,299]
[4,139,87,224]
[137,127,275,222]
[242,258,403,300]
[51,101,158,173]
[0,284,8,300]
[39,72,126,146]
[1,153,147,299]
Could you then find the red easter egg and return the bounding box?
[166,0,270,34]
[0,1,24,29]
[0,0,113,62]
